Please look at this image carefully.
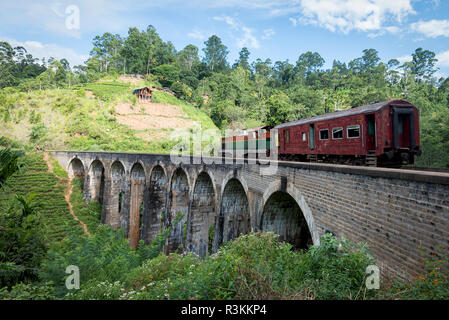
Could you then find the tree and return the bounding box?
[202,35,229,72]
[233,47,251,70]
[295,51,325,79]
[177,44,200,72]
[411,48,438,82]
[266,92,302,126]
[0,148,23,189]
[90,33,123,73]
[153,63,180,87]
[272,60,294,87]
[0,42,46,89]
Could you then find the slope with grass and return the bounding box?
[0,150,100,244]
[0,76,218,154]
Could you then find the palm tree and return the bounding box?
[15,193,41,226]
[0,148,24,189]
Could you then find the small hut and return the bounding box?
[133,87,152,101]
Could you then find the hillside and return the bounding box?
[0,146,99,245]
[0,76,217,153]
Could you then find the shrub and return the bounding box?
[293,233,376,300]
[0,282,55,300]
[29,123,48,144]
[40,225,141,298]
[383,250,449,300]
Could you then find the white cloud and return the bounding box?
[296,0,415,34]
[289,17,298,26]
[410,20,449,38]
[238,27,260,49]
[396,54,412,64]
[262,29,275,40]
[436,50,449,67]
[187,30,207,40]
[213,16,260,49]
[0,36,88,67]
[213,16,239,30]
[368,25,401,38]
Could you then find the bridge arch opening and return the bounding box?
[68,158,84,180]
[143,165,167,244]
[129,163,146,249]
[189,171,216,258]
[87,160,105,204]
[107,161,125,228]
[261,191,312,250]
[215,178,250,250]
[168,168,190,252]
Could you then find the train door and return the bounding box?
[365,114,376,151]
[309,124,315,149]
[392,107,415,150]
[398,114,410,148]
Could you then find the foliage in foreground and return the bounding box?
[2,226,449,300]
[45,232,376,300]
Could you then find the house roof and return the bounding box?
[274,99,414,129]
[133,87,150,91]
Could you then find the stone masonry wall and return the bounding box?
[54,151,449,279]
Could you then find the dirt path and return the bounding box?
[65,177,91,236]
[43,152,54,172]
[43,152,91,236]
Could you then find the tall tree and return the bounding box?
[411,48,438,82]
[177,44,200,71]
[233,47,251,70]
[202,35,229,72]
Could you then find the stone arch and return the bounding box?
[220,170,249,196]
[129,162,146,248]
[261,181,320,247]
[188,171,216,258]
[214,178,250,252]
[105,161,126,229]
[167,167,190,252]
[142,165,168,244]
[67,157,85,179]
[86,159,105,204]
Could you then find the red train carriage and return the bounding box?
[275,99,421,167]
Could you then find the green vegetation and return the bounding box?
[73,81,131,102]
[0,151,83,242]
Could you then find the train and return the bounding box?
[221,99,421,167]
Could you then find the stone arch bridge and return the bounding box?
[51,151,449,279]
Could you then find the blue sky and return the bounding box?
[1,0,448,78]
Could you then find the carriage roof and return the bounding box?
[274,99,415,129]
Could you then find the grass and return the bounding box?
[73,81,131,102]
[69,177,102,234]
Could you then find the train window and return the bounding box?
[332,127,343,139]
[252,132,256,138]
[286,130,290,143]
[347,125,360,138]
[302,133,306,142]
[319,129,329,140]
